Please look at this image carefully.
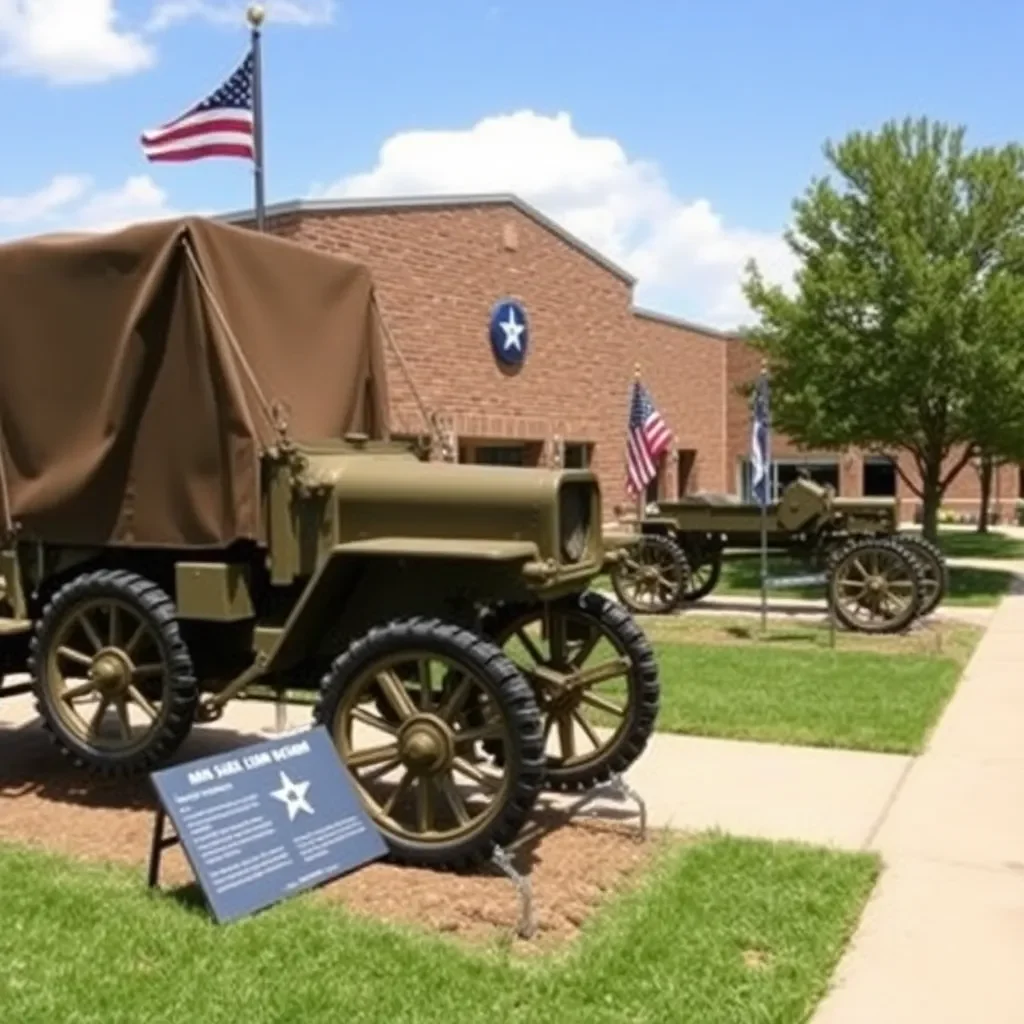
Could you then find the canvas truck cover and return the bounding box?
[0,216,390,547]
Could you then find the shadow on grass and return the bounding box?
[946,566,1016,602]
[158,880,209,915]
[723,624,817,644]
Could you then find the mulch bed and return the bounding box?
[0,717,668,953]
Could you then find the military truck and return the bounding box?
[608,476,947,633]
[0,217,659,871]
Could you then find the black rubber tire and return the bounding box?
[894,535,948,616]
[610,533,691,614]
[313,616,545,872]
[481,590,660,793]
[28,569,198,777]
[825,537,924,634]
[680,546,722,603]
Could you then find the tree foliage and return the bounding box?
[742,117,1024,537]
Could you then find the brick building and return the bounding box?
[219,193,1021,523]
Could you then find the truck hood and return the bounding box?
[297,451,599,564]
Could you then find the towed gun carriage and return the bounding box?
[0,217,659,870]
[608,476,947,632]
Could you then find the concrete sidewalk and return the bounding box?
[811,592,1024,1024]
[0,688,911,852]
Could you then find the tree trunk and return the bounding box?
[920,459,943,543]
[977,454,994,534]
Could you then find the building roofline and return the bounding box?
[631,305,739,341]
[216,192,638,286]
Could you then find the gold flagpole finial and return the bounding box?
[246,4,266,27]
[634,362,641,379]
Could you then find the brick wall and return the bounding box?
[244,202,730,510]
[234,200,1019,521]
[633,311,728,498]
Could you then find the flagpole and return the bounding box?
[633,363,645,523]
[758,362,770,634]
[246,4,267,231]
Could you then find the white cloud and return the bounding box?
[146,0,335,31]
[0,0,334,85]
[313,110,797,329]
[0,174,184,238]
[0,175,91,224]
[0,0,153,84]
[73,176,184,233]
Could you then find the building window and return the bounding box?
[863,456,897,496]
[564,442,593,469]
[459,441,541,467]
[466,445,524,466]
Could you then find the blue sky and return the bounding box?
[2,0,1023,327]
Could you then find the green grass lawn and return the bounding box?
[716,551,1014,607]
[649,637,961,754]
[498,610,979,756]
[0,836,879,1024]
[604,615,980,755]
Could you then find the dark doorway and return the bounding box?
[676,449,697,497]
[645,454,665,504]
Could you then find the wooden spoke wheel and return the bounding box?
[826,538,924,634]
[610,534,690,615]
[679,547,722,603]
[29,570,198,776]
[482,591,660,792]
[894,536,948,616]
[313,618,545,871]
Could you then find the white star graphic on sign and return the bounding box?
[269,770,313,821]
[499,307,525,351]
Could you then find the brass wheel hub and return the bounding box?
[397,714,454,776]
[88,649,133,695]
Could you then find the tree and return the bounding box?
[972,451,1011,533]
[742,117,1024,540]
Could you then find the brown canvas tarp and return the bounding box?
[0,215,390,547]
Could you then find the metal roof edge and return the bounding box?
[631,305,740,341]
[215,192,637,285]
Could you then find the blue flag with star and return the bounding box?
[750,370,771,507]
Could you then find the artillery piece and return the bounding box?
[0,216,660,872]
[608,476,948,633]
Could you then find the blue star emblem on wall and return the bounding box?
[489,299,530,368]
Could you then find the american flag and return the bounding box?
[625,378,672,497]
[140,50,255,163]
[750,370,771,507]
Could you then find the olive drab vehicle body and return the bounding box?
[0,216,660,870]
[609,476,947,632]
